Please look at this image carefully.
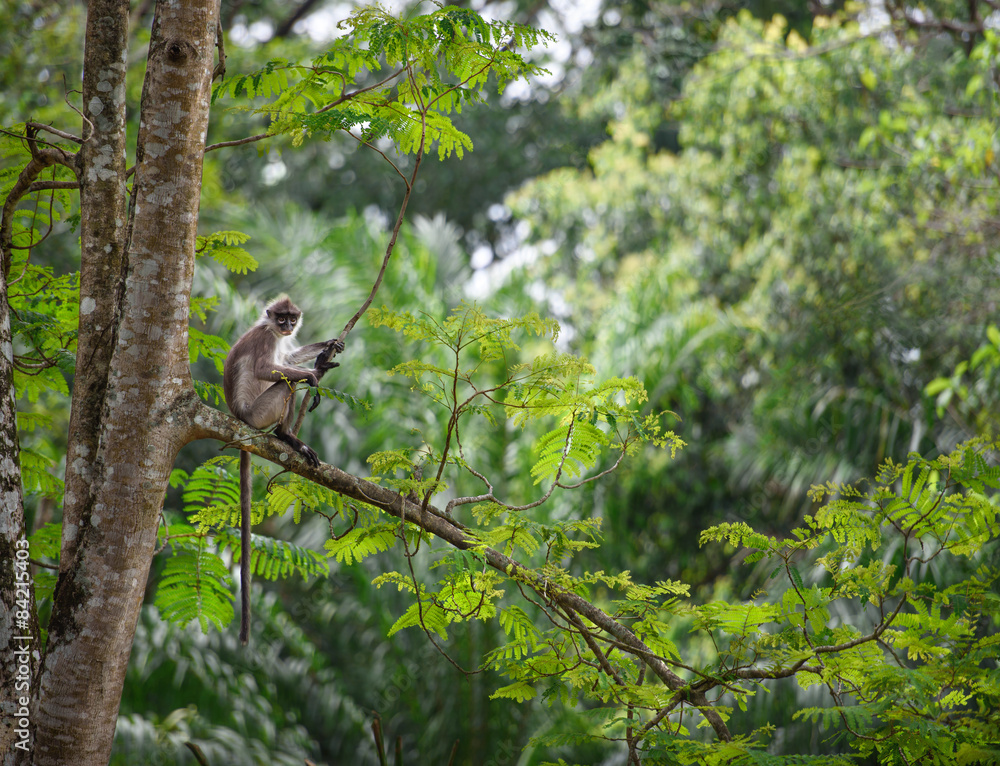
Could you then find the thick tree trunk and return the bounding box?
[33,1,219,764]
[61,0,130,572]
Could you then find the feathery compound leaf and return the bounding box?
[212,6,551,165]
[325,523,398,564]
[387,598,451,639]
[489,680,537,703]
[28,522,63,562]
[19,447,63,499]
[212,59,294,102]
[215,528,328,581]
[183,460,241,525]
[699,521,778,551]
[496,606,541,658]
[155,541,235,632]
[531,420,609,485]
[189,327,229,374]
[195,230,258,274]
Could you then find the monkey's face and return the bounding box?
[270,311,299,336]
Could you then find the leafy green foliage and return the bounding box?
[220,528,328,581]
[27,521,62,605]
[692,440,1000,762]
[153,461,331,632]
[179,460,241,519]
[926,323,1000,434]
[325,522,398,565]
[19,444,63,500]
[188,327,228,376]
[28,521,61,561]
[531,420,608,484]
[464,436,1000,762]
[367,302,680,517]
[154,528,235,633]
[213,6,553,162]
[195,230,257,274]
[378,569,503,641]
[2,126,80,402]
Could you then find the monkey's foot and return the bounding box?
[273,427,322,468]
[298,444,320,468]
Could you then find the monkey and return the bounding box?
[223,295,344,645]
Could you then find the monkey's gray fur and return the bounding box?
[223,295,343,644]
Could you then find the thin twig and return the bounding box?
[212,20,226,81]
[292,69,425,436]
[205,132,271,153]
[25,122,83,144]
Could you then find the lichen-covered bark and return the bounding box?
[60,0,131,571]
[34,1,218,763]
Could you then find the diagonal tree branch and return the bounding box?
[188,395,733,743]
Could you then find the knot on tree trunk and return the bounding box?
[165,39,197,62]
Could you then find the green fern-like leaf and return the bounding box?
[189,326,229,374]
[28,521,62,562]
[215,528,328,581]
[325,523,398,564]
[955,744,1000,765]
[212,5,552,167]
[155,543,235,632]
[489,679,536,703]
[387,598,451,639]
[496,606,541,658]
[213,59,295,102]
[479,521,542,556]
[19,447,63,499]
[15,364,70,403]
[189,295,219,324]
[699,521,778,551]
[195,230,258,274]
[531,420,608,485]
[367,448,416,477]
[793,704,875,735]
[194,379,225,406]
[183,459,241,525]
[269,474,350,523]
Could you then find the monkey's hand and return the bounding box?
[314,358,340,377]
[310,339,345,411]
[314,339,345,377]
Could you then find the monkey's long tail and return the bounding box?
[239,449,252,645]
